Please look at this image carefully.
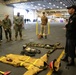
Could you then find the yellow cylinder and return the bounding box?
[48,22,50,35]
[36,22,38,35]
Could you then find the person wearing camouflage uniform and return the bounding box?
[14,12,23,40]
[41,12,48,39]
[2,15,12,42]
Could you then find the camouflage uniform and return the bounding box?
[14,14,23,40]
[41,12,48,39]
[2,16,12,41]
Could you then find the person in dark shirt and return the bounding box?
[0,20,2,45]
[62,5,76,66]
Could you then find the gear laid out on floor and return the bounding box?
[0,54,48,75]
[47,43,64,56]
[20,45,41,56]
[25,42,64,49]
[24,42,64,57]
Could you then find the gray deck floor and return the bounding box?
[0,22,76,75]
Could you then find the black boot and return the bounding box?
[67,58,75,66]
[61,55,68,62]
[45,36,47,39]
[10,38,12,41]
[41,35,43,38]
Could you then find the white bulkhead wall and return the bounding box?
[0,3,14,23]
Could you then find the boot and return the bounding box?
[10,39,13,41]
[61,55,68,62]
[41,35,43,38]
[0,41,1,45]
[20,37,23,40]
[6,39,9,42]
[75,54,76,58]
[45,36,47,39]
[67,58,75,66]
[15,37,17,41]
[10,38,12,41]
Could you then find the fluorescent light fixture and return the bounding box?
[57,6,59,8]
[60,2,62,4]
[48,7,50,8]
[31,4,33,6]
[38,3,41,6]
[43,5,45,7]
[53,4,55,6]
[49,3,51,4]
[60,7,62,8]
[65,6,67,7]
[63,4,65,6]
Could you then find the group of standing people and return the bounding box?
[0,12,23,45]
